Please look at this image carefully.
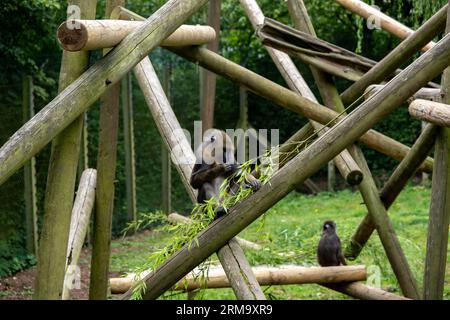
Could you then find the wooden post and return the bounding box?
[22,75,38,257]
[132,56,264,300]
[322,282,409,300]
[89,0,124,300]
[200,0,221,132]
[327,161,336,192]
[288,0,419,298]
[167,46,435,173]
[409,99,450,127]
[161,65,172,214]
[34,0,97,300]
[335,0,436,52]
[121,73,137,222]
[365,85,442,103]
[346,124,438,259]
[63,169,97,300]
[240,0,363,187]
[0,0,210,189]
[423,2,450,300]
[340,4,448,105]
[120,31,450,299]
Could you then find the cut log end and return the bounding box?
[57,21,88,52]
[346,170,364,186]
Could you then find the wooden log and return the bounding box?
[0,0,209,189]
[200,0,221,132]
[22,76,38,257]
[89,0,124,300]
[121,73,137,221]
[335,0,436,52]
[365,85,442,103]
[409,99,450,127]
[167,213,261,251]
[217,239,266,300]
[133,55,264,300]
[288,0,419,298]
[166,46,434,174]
[341,4,448,105]
[240,0,363,186]
[161,66,172,214]
[423,4,450,300]
[34,0,97,300]
[120,31,450,300]
[58,20,216,51]
[62,169,97,300]
[346,124,438,259]
[322,282,409,300]
[110,265,367,293]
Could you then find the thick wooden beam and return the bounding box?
[200,0,221,132]
[423,2,450,300]
[22,75,38,257]
[340,4,448,105]
[0,0,209,189]
[168,213,261,250]
[111,265,367,293]
[365,85,442,103]
[335,0,436,52]
[89,0,124,301]
[167,46,434,174]
[409,99,450,127]
[345,124,438,259]
[33,0,97,300]
[121,73,137,222]
[120,31,450,300]
[63,169,97,300]
[241,0,363,186]
[58,20,216,51]
[133,56,264,300]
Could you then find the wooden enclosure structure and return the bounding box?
[2,0,450,300]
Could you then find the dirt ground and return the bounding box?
[0,247,120,300]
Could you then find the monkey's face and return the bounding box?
[202,129,235,165]
[322,220,337,234]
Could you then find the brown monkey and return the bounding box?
[190,129,261,218]
[317,220,347,267]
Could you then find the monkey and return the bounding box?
[190,129,261,218]
[317,220,347,267]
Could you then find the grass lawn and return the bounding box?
[110,185,450,300]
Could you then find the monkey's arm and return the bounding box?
[336,239,347,265]
[244,172,261,191]
[190,163,227,189]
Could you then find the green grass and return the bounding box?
[111,185,450,300]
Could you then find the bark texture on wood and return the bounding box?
[409,99,450,127]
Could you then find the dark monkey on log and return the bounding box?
[317,220,347,266]
[190,129,261,218]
